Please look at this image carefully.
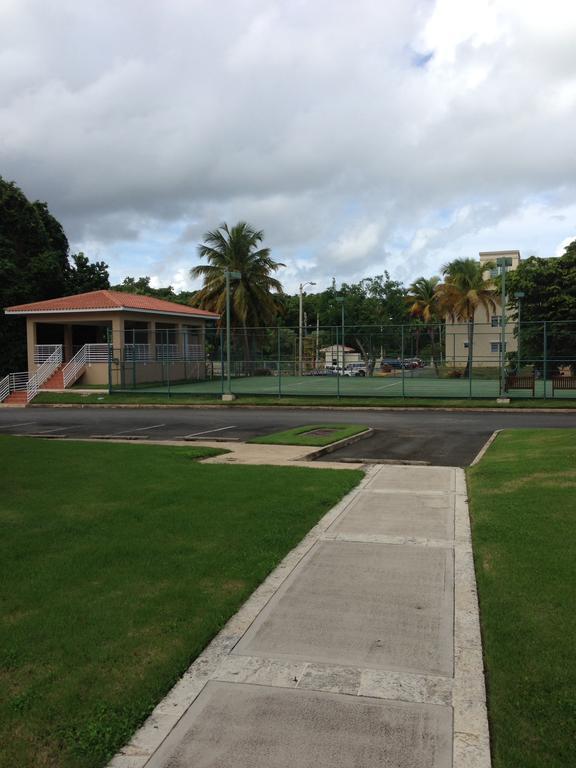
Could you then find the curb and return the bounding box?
[470,429,502,466]
[304,428,374,460]
[29,402,576,413]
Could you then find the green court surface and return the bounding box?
[121,374,572,399]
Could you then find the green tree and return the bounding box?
[507,240,576,369]
[407,276,442,372]
[66,252,110,294]
[438,258,497,374]
[190,222,284,362]
[0,178,70,374]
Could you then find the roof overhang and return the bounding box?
[4,307,219,320]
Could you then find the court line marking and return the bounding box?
[374,380,403,390]
[113,423,166,435]
[0,421,37,429]
[182,425,237,438]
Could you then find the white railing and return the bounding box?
[34,344,61,364]
[26,346,62,401]
[84,343,110,363]
[61,344,110,388]
[124,344,150,361]
[156,344,180,360]
[0,374,10,402]
[62,345,87,388]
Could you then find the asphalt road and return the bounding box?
[0,406,574,466]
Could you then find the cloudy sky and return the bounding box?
[1,0,575,293]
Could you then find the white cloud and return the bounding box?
[1,0,575,294]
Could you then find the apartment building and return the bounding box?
[444,250,520,367]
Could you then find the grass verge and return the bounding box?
[0,436,362,768]
[467,429,576,768]
[249,423,368,446]
[32,391,576,408]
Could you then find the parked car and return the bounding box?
[324,364,345,375]
[344,362,367,377]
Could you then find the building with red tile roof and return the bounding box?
[4,290,220,389]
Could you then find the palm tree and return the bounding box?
[407,276,441,373]
[437,258,497,374]
[190,222,284,364]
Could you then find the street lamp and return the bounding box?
[224,269,241,399]
[335,296,345,369]
[298,281,316,375]
[514,291,525,372]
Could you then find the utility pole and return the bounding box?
[514,291,525,372]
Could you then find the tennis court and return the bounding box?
[130,372,570,399]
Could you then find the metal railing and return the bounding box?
[26,346,63,401]
[0,374,10,402]
[62,346,87,388]
[62,344,110,387]
[124,344,150,361]
[34,344,61,364]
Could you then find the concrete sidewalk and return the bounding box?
[109,465,490,768]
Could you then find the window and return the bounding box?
[491,315,502,327]
[490,341,506,353]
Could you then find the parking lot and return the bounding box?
[1,407,575,466]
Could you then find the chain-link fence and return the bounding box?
[107,320,576,399]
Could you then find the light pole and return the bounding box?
[298,281,316,375]
[335,296,345,369]
[514,291,525,372]
[224,269,241,399]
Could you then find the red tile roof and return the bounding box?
[5,290,220,319]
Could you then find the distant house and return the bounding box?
[319,344,361,368]
[1,290,219,403]
[444,250,520,367]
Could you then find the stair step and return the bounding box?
[4,391,28,405]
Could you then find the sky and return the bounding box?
[1,0,576,294]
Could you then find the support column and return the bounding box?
[63,325,73,363]
[26,319,36,372]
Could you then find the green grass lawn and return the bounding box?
[468,430,576,768]
[0,436,362,768]
[33,391,576,408]
[248,423,368,446]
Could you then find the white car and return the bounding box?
[344,363,368,377]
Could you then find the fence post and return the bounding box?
[468,328,473,400]
[336,325,340,400]
[401,324,405,398]
[220,329,225,397]
[277,324,282,399]
[107,327,112,395]
[132,329,136,389]
[543,321,548,399]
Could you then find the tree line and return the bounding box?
[2,178,575,375]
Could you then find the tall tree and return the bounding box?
[66,253,110,294]
[0,178,70,374]
[190,222,284,361]
[407,276,441,372]
[438,258,497,374]
[506,240,576,368]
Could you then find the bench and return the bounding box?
[552,376,576,393]
[505,374,535,396]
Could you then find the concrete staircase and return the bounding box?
[41,367,65,389]
[2,391,28,406]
